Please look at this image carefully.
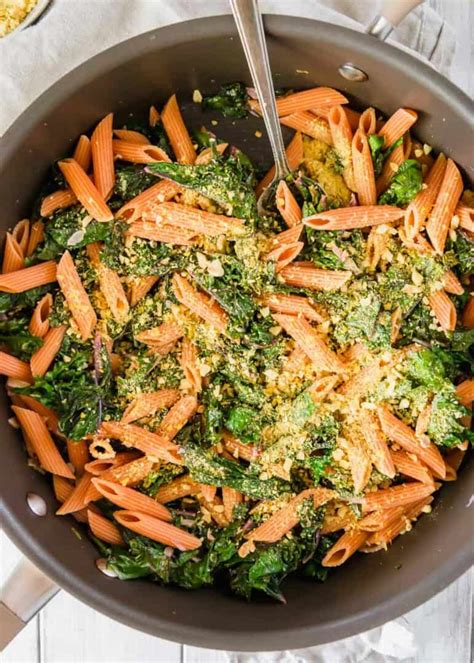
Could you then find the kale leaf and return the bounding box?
[202,82,249,118]
[378,160,423,206]
[35,206,111,260]
[0,316,42,360]
[368,135,403,178]
[148,154,257,221]
[225,405,263,443]
[428,389,474,448]
[113,165,157,202]
[0,286,51,315]
[183,445,290,499]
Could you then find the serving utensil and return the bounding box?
[229,0,290,213]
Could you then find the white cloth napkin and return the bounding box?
[0,0,455,136]
[0,1,457,659]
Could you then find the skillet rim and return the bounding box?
[1,13,473,651]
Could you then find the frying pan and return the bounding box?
[1,0,473,652]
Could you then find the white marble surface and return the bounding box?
[1,1,473,661]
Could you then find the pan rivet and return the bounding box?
[26,492,47,517]
[96,558,118,578]
[338,63,368,82]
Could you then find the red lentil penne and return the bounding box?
[322,530,369,567]
[404,153,447,239]
[128,275,159,307]
[91,113,115,199]
[18,394,60,434]
[180,337,202,395]
[264,241,304,272]
[442,270,464,295]
[29,293,53,337]
[280,112,332,144]
[256,132,303,196]
[113,129,150,144]
[88,509,124,546]
[121,389,180,425]
[2,233,24,274]
[279,261,351,291]
[92,478,172,521]
[0,352,32,383]
[26,221,44,257]
[99,420,183,465]
[352,129,377,205]
[57,251,97,340]
[328,105,356,191]
[252,87,348,117]
[114,510,201,550]
[126,219,197,245]
[73,134,92,171]
[0,260,57,293]
[378,108,417,148]
[67,439,90,476]
[59,158,113,222]
[161,94,196,165]
[362,482,436,512]
[359,410,396,478]
[273,313,346,373]
[462,297,474,329]
[136,321,183,348]
[86,243,130,322]
[40,189,78,217]
[12,406,74,479]
[30,325,67,377]
[155,475,200,504]
[428,288,457,332]
[263,293,325,323]
[113,140,171,164]
[56,472,94,515]
[377,406,446,479]
[426,159,463,254]
[172,273,228,333]
[304,205,404,231]
[276,180,302,227]
[155,395,198,440]
[116,179,180,222]
[390,450,434,485]
[145,202,246,237]
[11,219,30,254]
[455,379,474,408]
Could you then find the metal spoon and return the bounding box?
[230,0,290,213]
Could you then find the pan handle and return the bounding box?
[366,0,425,41]
[0,557,59,651]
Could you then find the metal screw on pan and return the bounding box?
[338,0,424,83]
[26,492,48,517]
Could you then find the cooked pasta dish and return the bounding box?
[1,84,472,601]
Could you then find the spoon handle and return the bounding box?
[230,0,290,179]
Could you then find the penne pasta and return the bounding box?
[56,472,93,515]
[252,87,348,117]
[442,270,464,295]
[455,379,474,408]
[426,159,463,254]
[40,189,78,218]
[352,129,376,205]
[116,180,180,223]
[87,509,124,546]
[0,260,56,293]
[136,321,183,348]
[180,337,202,394]
[276,180,302,227]
[428,288,456,332]
[264,241,304,272]
[256,132,303,197]
[404,153,447,239]
[362,481,436,512]
[322,529,369,567]
[18,394,60,434]
[12,406,74,478]
[29,293,53,337]
[359,410,396,478]
[86,242,129,322]
[73,134,92,171]
[57,251,97,340]
[53,474,73,503]
[358,108,376,135]
[155,395,198,440]
[161,94,196,165]
[114,510,201,550]
[280,112,332,144]
[121,389,180,424]
[26,220,44,257]
[263,293,325,323]
[279,261,351,291]
[92,478,172,521]
[126,219,197,245]
[328,105,356,191]
[172,273,228,333]
[222,486,243,522]
[377,406,446,479]
[11,219,30,255]
[128,275,159,307]
[0,351,32,383]
[99,420,183,465]
[365,496,433,548]
[113,129,150,144]
[390,449,434,485]
[91,113,115,199]
[59,159,113,222]
[344,430,372,493]
[155,475,200,504]
[113,140,171,164]
[149,105,160,127]
[67,439,89,476]
[30,325,67,377]
[195,143,228,165]
[304,205,404,231]
[273,313,346,373]
[145,202,246,237]
[2,233,24,274]
[378,108,417,148]
[222,431,260,463]
[462,296,474,329]
[456,203,474,232]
